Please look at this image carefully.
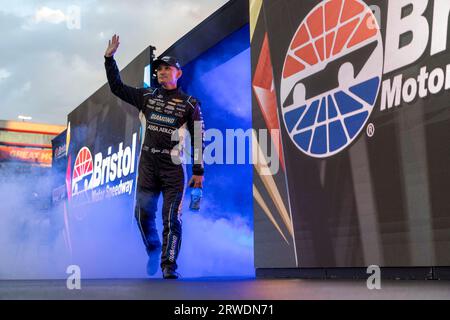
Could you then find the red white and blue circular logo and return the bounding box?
[72,146,93,195]
[280,0,383,158]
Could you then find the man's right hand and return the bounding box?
[105,34,120,58]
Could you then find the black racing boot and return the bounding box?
[162,267,179,279]
[145,243,161,276]
[146,248,160,276]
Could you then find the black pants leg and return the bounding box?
[134,186,162,254]
[160,163,185,271]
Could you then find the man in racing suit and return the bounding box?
[104,34,204,279]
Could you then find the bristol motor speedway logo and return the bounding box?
[72,146,94,195]
[71,133,137,201]
[280,0,383,158]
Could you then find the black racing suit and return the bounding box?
[104,56,204,272]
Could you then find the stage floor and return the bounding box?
[1,277,449,300]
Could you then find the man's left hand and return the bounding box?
[189,175,204,188]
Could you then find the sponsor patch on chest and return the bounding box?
[148,112,177,125]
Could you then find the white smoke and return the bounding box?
[0,164,70,279]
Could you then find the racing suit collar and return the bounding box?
[159,86,181,96]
